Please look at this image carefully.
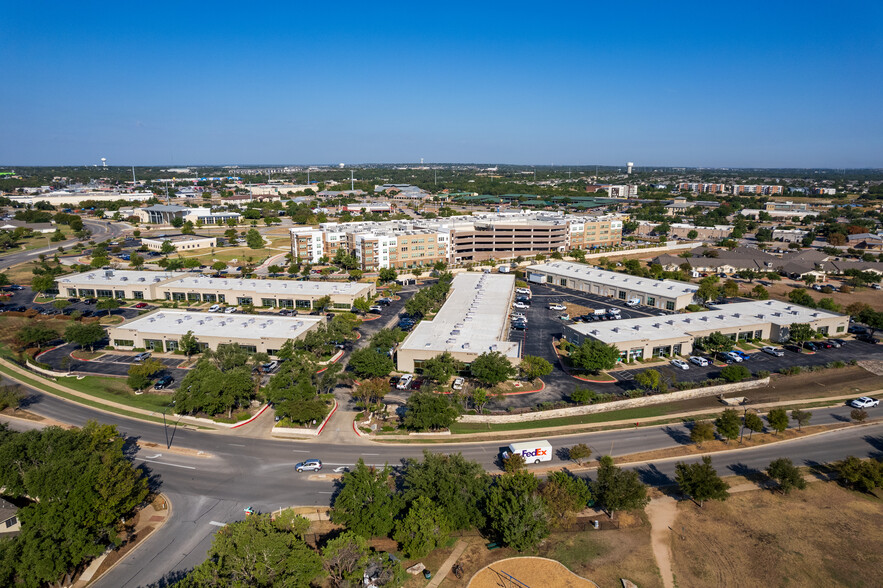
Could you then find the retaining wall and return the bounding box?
[457,377,770,424]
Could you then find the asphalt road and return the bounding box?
[0,219,126,271]
[3,374,881,587]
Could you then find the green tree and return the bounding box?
[469,351,515,386]
[15,324,58,350]
[568,443,592,465]
[850,408,868,423]
[569,339,620,373]
[96,298,122,316]
[421,351,460,384]
[174,352,256,418]
[675,456,730,506]
[696,276,720,302]
[720,364,750,382]
[715,409,741,444]
[790,408,812,431]
[322,532,372,588]
[170,216,184,228]
[766,458,807,494]
[402,451,491,531]
[470,387,490,414]
[129,252,145,269]
[378,267,397,283]
[687,229,699,240]
[126,358,163,391]
[211,260,227,273]
[331,459,402,538]
[181,220,195,235]
[592,455,649,517]
[180,513,322,588]
[722,279,739,298]
[30,273,56,293]
[698,331,734,354]
[352,296,371,314]
[751,284,770,300]
[394,496,450,558]
[744,412,764,439]
[348,348,395,379]
[788,289,816,308]
[767,408,789,435]
[834,456,883,493]
[63,321,105,352]
[485,471,549,550]
[246,228,264,249]
[635,369,667,393]
[690,421,716,446]
[788,323,815,344]
[160,240,176,255]
[518,355,553,380]
[179,330,200,357]
[403,391,459,431]
[314,295,332,311]
[541,471,593,526]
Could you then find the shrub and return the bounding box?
[756,370,770,378]
[829,361,845,369]
[571,389,595,405]
[720,364,751,382]
[780,366,802,376]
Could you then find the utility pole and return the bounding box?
[132,165,137,185]
[350,170,354,191]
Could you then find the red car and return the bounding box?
[133,302,148,308]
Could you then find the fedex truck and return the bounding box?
[502,440,553,464]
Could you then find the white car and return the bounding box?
[548,303,566,311]
[208,304,221,312]
[513,301,530,310]
[224,306,237,314]
[607,308,621,316]
[452,377,465,390]
[689,356,709,367]
[849,397,879,409]
[396,374,413,390]
[724,351,743,362]
[670,359,690,370]
[515,287,531,296]
[762,346,784,357]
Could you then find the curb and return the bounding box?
[230,404,270,429]
[316,399,339,436]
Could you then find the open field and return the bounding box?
[671,481,883,587]
[466,557,595,587]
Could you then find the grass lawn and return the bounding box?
[449,406,666,434]
[58,375,174,412]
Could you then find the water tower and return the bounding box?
[101,157,107,168]
[627,161,634,175]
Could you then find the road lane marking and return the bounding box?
[209,521,226,527]
[361,453,379,456]
[292,450,309,453]
[145,453,162,459]
[228,443,246,447]
[136,458,196,470]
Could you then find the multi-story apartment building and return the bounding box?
[290,211,622,270]
[732,184,784,195]
[676,183,728,193]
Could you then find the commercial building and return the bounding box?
[396,273,520,373]
[7,191,154,206]
[55,269,375,308]
[562,300,849,361]
[141,234,217,252]
[106,310,325,355]
[135,205,242,225]
[525,261,699,311]
[291,210,623,270]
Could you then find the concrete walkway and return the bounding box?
[646,496,678,588]
[427,539,468,588]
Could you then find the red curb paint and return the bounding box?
[316,400,338,435]
[231,403,270,428]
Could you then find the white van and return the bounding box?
[626,298,641,307]
[396,374,413,390]
[607,308,621,316]
[502,440,553,464]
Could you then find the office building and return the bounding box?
[525,261,699,311]
[563,300,848,361]
[135,205,242,225]
[141,234,217,252]
[106,310,325,355]
[396,273,520,373]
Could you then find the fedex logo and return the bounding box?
[519,448,548,458]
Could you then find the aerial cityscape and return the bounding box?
[1,2,882,588]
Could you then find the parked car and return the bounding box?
[783,344,802,353]
[154,375,174,390]
[515,287,531,296]
[224,306,238,314]
[369,305,383,313]
[802,341,819,352]
[548,303,566,311]
[411,378,425,391]
[732,350,751,361]
[208,304,221,312]
[857,333,880,344]
[762,346,784,357]
[511,321,527,330]
[828,338,846,347]
[83,298,96,304]
[626,298,641,307]
[848,325,866,334]
[278,308,295,316]
[452,377,465,390]
[817,340,834,349]
[849,397,879,409]
[7,285,24,291]
[295,459,322,473]
[262,360,279,373]
[513,301,530,310]
[396,374,413,390]
[723,351,743,362]
[134,302,148,309]
[133,352,151,362]
[670,359,690,370]
[607,308,621,316]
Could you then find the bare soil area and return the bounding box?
[670,482,883,587]
[467,557,596,587]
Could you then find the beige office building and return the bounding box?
[141,234,217,252]
[563,300,849,362]
[56,270,187,300]
[396,273,520,373]
[107,310,325,355]
[526,262,699,311]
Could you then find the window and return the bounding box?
[133,291,144,300]
[144,339,162,350]
[187,293,200,302]
[165,340,179,352]
[261,298,276,307]
[78,289,95,297]
[546,275,553,283]
[665,301,675,311]
[818,326,829,335]
[673,343,682,355]
[202,294,216,303]
[333,303,350,309]
[560,278,567,287]
[172,292,186,301]
[651,345,672,357]
[67,288,77,296]
[114,339,134,347]
[164,292,171,300]
[754,330,763,339]
[5,516,17,528]
[278,299,293,308]
[296,299,312,309]
[647,297,656,307]
[836,325,845,333]
[738,332,750,340]
[618,291,627,300]
[237,297,253,305]
[97,290,112,298]
[218,294,226,303]
[241,345,257,353]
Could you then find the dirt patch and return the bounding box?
[0,407,46,422]
[670,481,883,587]
[467,557,596,587]
[646,498,678,588]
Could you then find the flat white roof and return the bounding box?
[161,276,372,297]
[569,300,843,344]
[58,269,186,288]
[399,273,520,358]
[113,310,324,341]
[526,262,698,298]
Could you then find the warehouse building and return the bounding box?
[525,261,699,311]
[107,310,325,354]
[55,270,375,309]
[562,300,848,362]
[396,272,520,373]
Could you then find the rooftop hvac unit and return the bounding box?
[120,277,128,281]
[462,343,470,349]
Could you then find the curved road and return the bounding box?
[0,219,127,271]
[2,378,880,587]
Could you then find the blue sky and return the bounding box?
[2,1,881,167]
